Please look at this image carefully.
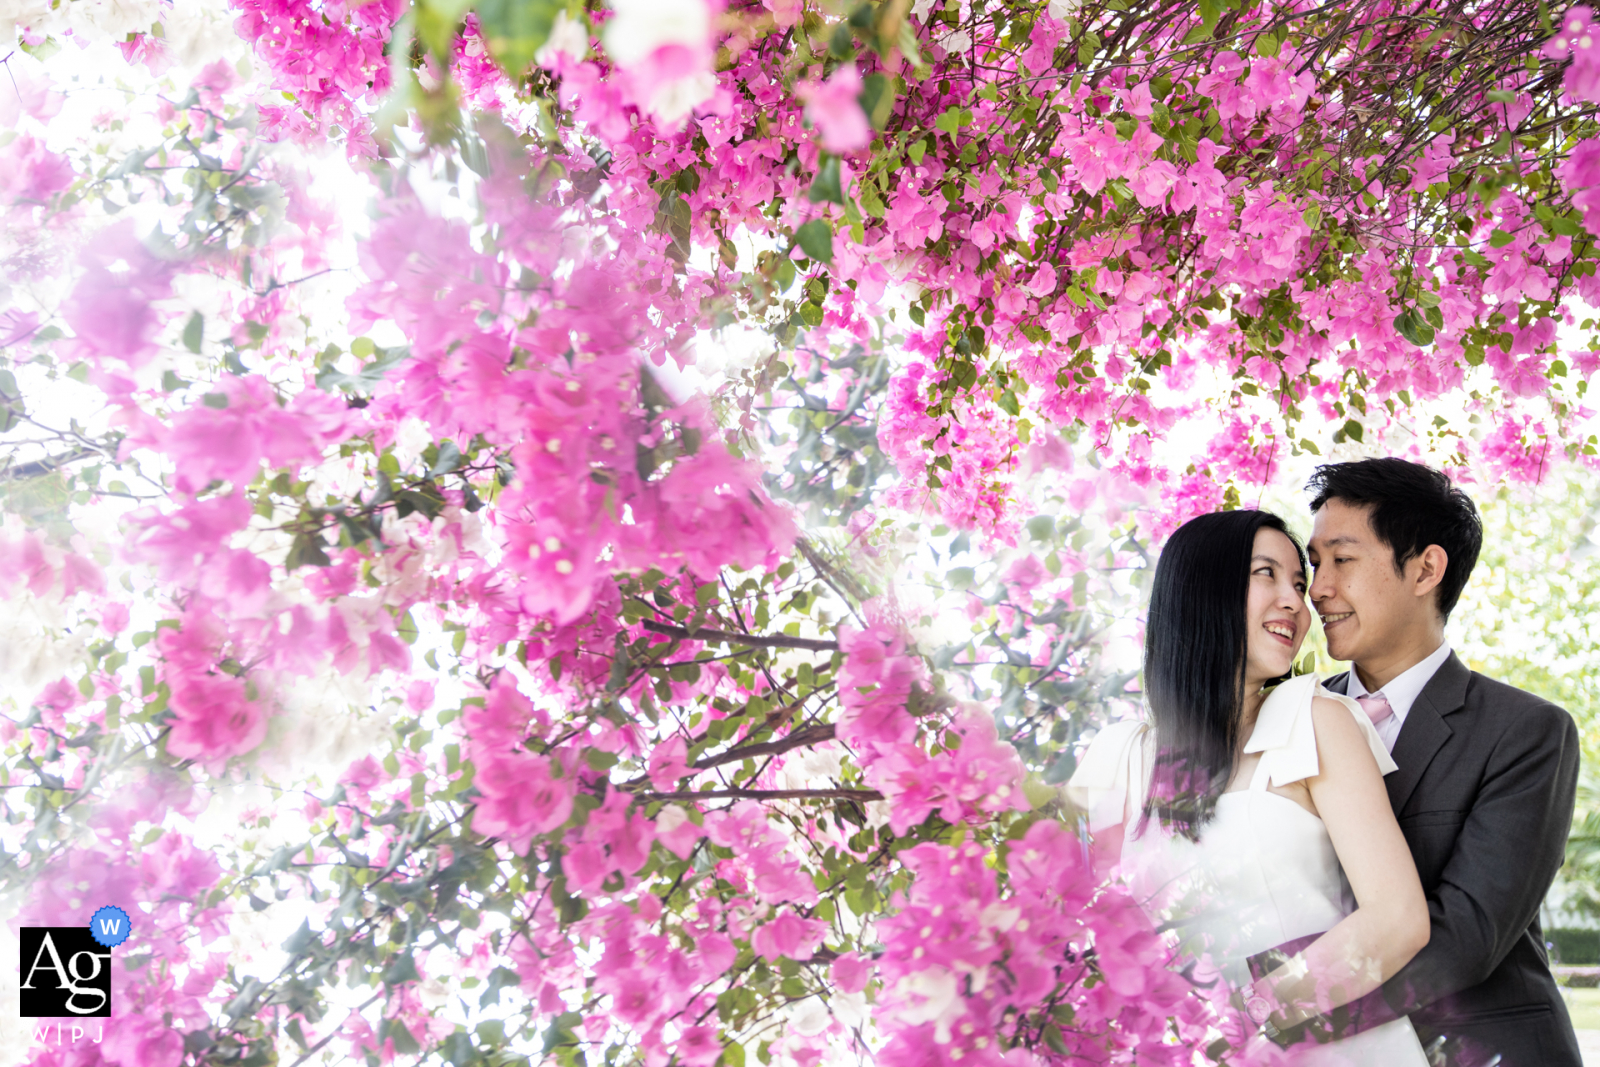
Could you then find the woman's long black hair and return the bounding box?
[1139,509,1306,840]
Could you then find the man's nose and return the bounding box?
[1308,568,1331,601]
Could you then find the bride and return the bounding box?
[1067,509,1430,1063]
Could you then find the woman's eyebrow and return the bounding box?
[1253,554,1306,581]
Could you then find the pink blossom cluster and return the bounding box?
[875,821,1233,1066]
[838,624,1030,832]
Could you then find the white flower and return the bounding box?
[537,10,590,67]
[889,968,963,1044]
[788,997,831,1037]
[392,417,433,471]
[0,597,85,704]
[833,987,868,1029]
[646,69,717,127]
[938,28,972,55]
[161,0,248,70]
[654,804,691,834]
[71,0,164,43]
[603,0,711,68]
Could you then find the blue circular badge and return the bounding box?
[89,905,131,948]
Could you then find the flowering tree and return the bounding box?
[4,0,1600,1065]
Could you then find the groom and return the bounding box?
[1286,457,1581,1065]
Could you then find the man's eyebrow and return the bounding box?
[1312,535,1361,547]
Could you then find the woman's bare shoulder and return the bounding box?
[1308,695,1383,773]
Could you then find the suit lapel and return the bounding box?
[1382,653,1469,814]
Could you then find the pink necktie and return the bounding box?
[1356,693,1394,730]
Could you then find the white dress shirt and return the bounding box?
[1344,641,1454,753]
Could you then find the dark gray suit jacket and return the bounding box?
[1327,653,1582,1067]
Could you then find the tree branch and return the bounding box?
[640,616,838,652]
[627,786,882,802]
[693,723,838,770]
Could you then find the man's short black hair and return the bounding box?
[1306,457,1483,619]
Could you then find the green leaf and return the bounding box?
[1549,214,1584,237]
[808,156,845,205]
[417,0,475,58]
[934,107,965,136]
[1198,0,1225,32]
[857,179,885,218]
[182,312,204,354]
[858,72,896,130]
[316,345,410,397]
[440,1033,475,1067]
[1341,419,1365,444]
[907,138,927,165]
[540,1011,583,1055]
[1462,249,1491,268]
[996,389,1021,416]
[1485,88,1517,104]
[285,533,332,570]
[1488,228,1515,248]
[795,219,833,264]
[1393,308,1435,347]
[430,440,463,475]
[474,0,565,77]
[0,369,22,433]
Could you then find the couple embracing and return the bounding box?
[1068,458,1582,1065]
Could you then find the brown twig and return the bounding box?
[628,786,883,802]
[639,616,839,652]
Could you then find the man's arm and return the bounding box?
[1382,700,1579,1012]
[1251,699,1579,1045]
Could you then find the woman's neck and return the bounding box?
[1236,682,1269,747]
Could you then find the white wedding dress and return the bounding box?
[1066,673,1429,1065]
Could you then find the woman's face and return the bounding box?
[1243,527,1310,687]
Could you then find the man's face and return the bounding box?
[1307,499,1424,664]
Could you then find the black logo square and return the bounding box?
[19,928,111,1017]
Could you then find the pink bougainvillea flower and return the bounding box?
[798,63,872,153]
[61,222,174,370]
[472,749,574,853]
[646,732,692,789]
[604,0,718,125]
[164,670,269,766]
[762,0,802,29]
[751,908,828,961]
[1548,7,1600,102]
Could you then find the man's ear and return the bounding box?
[1412,544,1449,601]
